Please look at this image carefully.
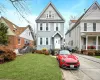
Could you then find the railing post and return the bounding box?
[86,35,88,50]
[96,36,98,50]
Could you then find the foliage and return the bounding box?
[88,51,94,56]
[0,22,8,45]
[95,50,100,56]
[87,46,96,49]
[0,46,16,63]
[0,54,62,80]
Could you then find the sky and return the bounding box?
[0,0,100,33]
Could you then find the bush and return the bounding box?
[0,46,16,63]
[88,51,94,56]
[44,50,49,55]
[81,50,88,55]
[95,50,100,56]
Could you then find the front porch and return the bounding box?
[81,36,100,50]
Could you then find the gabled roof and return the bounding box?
[36,2,65,22]
[65,1,100,35]
[52,32,63,38]
[0,16,28,35]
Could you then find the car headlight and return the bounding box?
[62,59,65,62]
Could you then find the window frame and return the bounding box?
[18,37,21,45]
[46,38,48,45]
[40,38,42,45]
[93,23,96,31]
[40,23,42,31]
[84,23,87,31]
[46,23,48,31]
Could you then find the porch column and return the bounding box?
[86,36,88,50]
[96,36,98,50]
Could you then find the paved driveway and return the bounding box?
[62,54,100,80]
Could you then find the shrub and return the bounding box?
[87,50,96,56]
[95,50,100,56]
[0,46,16,63]
[44,50,49,55]
[88,51,94,56]
[81,50,88,55]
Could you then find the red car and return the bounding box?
[56,50,80,69]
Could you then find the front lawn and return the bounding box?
[0,54,62,80]
[95,56,100,59]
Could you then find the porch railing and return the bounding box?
[82,45,96,50]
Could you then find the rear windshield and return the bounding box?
[59,50,70,55]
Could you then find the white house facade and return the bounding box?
[36,2,65,50]
[65,1,100,51]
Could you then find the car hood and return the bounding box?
[61,54,78,63]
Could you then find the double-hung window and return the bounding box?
[84,23,87,31]
[40,23,42,31]
[93,23,96,31]
[46,23,48,31]
[40,38,42,45]
[56,23,58,31]
[46,38,48,45]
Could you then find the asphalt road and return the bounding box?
[61,54,100,80]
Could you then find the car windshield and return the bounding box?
[59,50,70,55]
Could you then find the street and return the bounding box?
[62,54,100,80]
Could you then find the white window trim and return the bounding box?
[18,37,21,45]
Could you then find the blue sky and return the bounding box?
[0,0,100,33]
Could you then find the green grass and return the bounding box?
[0,54,62,80]
[95,56,100,59]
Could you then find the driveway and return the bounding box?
[62,54,100,80]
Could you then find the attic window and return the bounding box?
[49,11,51,18]
[46,14,49,18]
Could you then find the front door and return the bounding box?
[54,37,60,49]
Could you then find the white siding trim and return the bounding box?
[43,23,46,31]
[48,37,50,45]
[38,37,40,45]
[38,23,40,31]
[48,23,50,31]
[58,23,60,31]
[43,37,46,45]
[54,23,56,31]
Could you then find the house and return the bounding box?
[0,16,34,51]
[36,2,65,50]
[65,1,100,51]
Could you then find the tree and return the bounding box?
[0,22,8,45]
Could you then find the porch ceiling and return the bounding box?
[81,32,100,36]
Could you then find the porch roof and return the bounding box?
[52,32,63,38]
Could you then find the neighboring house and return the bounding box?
[0,16,34,50]
[36,2,65,50]
[65,1,100,51]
